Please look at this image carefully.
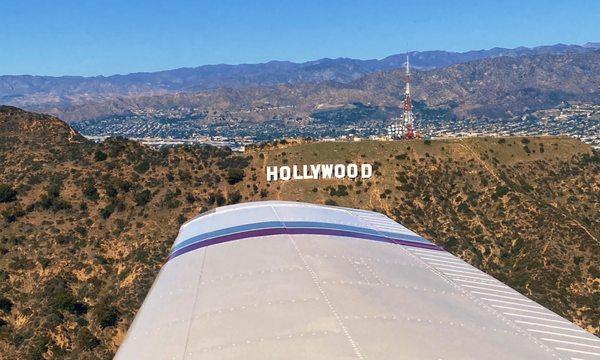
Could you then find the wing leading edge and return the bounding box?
[116,201,599,359]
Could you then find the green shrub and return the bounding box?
[39,184,71,211]
[216,155,251,170]
[177,214,186,224]
[162,190,181,209]
[46,280,77,313]
[93,150,107,162]
[328,185,349,197]
[72,302,88,316]
[105,184,118,198]
[134,190,152,206]
[94,303,119,328]
[492,185,510,200]
[76,328,100,350]
[226,168,245,184]
[117,179,133,193]
[185,193,196,204]
[1,206,25,222]
[457,203,472,214]
[227,191,242,204]
[208,192,226,206]
[82,180,99,201]
[0,184,16,203]
[134,159,151,174]
[444,236,459,250]
[0,296,13,313]
[25,335,50,359]
[100,203,116,219]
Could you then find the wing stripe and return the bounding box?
[169,223,443,260]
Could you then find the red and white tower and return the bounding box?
[387,55,415,139]
[402,55,415,139]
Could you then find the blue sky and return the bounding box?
[2,0,599,76]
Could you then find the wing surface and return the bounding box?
[116,201,599,359]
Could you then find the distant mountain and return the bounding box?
[1,43,596,111]
[359,51,600,118]
[47,51,600,123]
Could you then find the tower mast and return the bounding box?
[402,54,415,139]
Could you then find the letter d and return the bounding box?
[361,164,373,179]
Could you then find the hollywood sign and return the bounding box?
[267,163,373,181]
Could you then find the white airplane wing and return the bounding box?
[115,201,599,359]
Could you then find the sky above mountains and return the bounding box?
[2,0,599,76]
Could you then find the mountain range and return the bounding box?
[36,50,600,124]
[1,43,599,123]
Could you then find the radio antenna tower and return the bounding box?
[402,54,415,139]
[386,54,416,140]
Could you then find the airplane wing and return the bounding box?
[115,201,599,359]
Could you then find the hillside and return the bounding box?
[0,107,598,359]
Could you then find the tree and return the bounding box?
[105,184,118,198]
[93,150,107,162]
[76,328,100,350]
[82,180,99,201]
[0,296,13,313]
[227,191,242,204]
[134,189,152,206]
[100,203,116,219]
[328,185,348,197]
[492,185,510,200]
[94,303,119,328]
[1,206,25,222]
[39,183,71,211]
[0,184,16,203]
[134,159,150,174]
[226,168,245,184]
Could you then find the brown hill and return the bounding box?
[0,108,598,359]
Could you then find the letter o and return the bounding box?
[334,164,345,179]
[280,166,291,181]
[347,164,358,178]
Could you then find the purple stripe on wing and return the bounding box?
[168,226,443,261]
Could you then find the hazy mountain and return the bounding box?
[45,50,600,122]
[359,51,600,117]
[1,43,596,111]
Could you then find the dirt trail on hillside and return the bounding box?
[459,139,598,245]
[458,139,501,182]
